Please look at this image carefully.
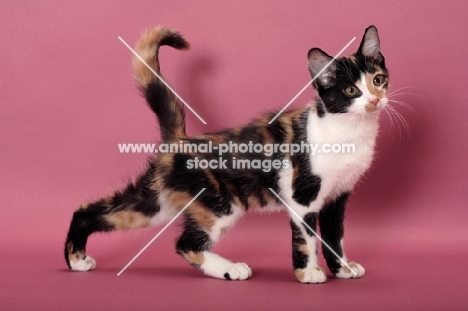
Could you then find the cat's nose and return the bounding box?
[369,97,379,105]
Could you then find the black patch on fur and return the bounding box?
[113,162,160,216]
[354,53,387,74]
[303,212,317,237]
[224,273,232,280]
[316,100,326,118]
[165,153,205,192]
[159,32,189,50]
[319,192,350,274]
[290,110,321,207]
[165,153,234,216]
[238,125,260,141]
[176,217,212,254]
[291,221,308,269]
[267,119,287,143]
[145,83,184,141]
[198,185,233,217]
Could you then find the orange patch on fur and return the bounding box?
[67,242,85,264]
[204,170,220,192]
[364,72,385,98]
[165,190,217,230]
[106,211,150,230]
[182,251,205,266]
[294,269,305,281]
[299,244,309,255]
[188,204,217,230]
[158,153,175,168]
[77,203,89,210]
[365,103,377,112]
[345,55,357,63]
[134,27,190,88]
[247,196,261,209]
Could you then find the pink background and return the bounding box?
[2,1,468,310]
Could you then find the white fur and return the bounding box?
[300,233,327,283]
[299,267,327,284]
[149,191,178,226]
[209,204,245,242]
[200,205,251,280]
[70,256,96,272]
[307,111,379,201]
[290,218,327,283]
[278,168,323,217]
[335,262,365,279]
[200,252,252,280]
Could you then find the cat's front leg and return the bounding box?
[319,192,365,279]
[290,213,327,284]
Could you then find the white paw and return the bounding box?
[70,255,96,272]
[335,262,365,279]
[224,262,252,280]
[295,267,327,284]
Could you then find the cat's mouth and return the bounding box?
[365,103,378,113]
[364,98,387,113]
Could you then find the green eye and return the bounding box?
[373,74,387,86]
[344,85,358,97]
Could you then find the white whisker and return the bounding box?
[388,99,418,116]
[383,106,395,141]
[387,104,411,140]
[388,92,425,98]
[387,86,422,97]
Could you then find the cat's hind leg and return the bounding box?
[176,202,250,280]
[64,163,161,271]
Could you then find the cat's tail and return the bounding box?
[64,162,167,271]
[133,27,190,142]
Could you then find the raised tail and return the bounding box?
[133,27,190,142]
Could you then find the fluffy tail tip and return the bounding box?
[133,27,189,88]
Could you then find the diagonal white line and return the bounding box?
[118,36,207,125]
[117,188,206,276]
[268,37,356,124]
[268,188,357,276]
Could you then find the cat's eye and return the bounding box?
[373,74,387,86]
[344,85,359,97]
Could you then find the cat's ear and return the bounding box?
[308,48,336,88]
[358,25,382,59]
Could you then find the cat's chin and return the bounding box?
[342,110,382,117]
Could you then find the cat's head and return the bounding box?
[308,26,389,116]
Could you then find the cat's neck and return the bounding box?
[307,102,380,144]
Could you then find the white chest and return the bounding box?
[307,112,379,201]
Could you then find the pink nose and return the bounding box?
[369,98,379,105]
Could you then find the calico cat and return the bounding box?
[64,25,389,283]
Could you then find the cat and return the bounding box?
[64,25,389,283]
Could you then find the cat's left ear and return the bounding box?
[358,25,383,60]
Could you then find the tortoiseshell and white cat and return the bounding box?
[65,25,389,283]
